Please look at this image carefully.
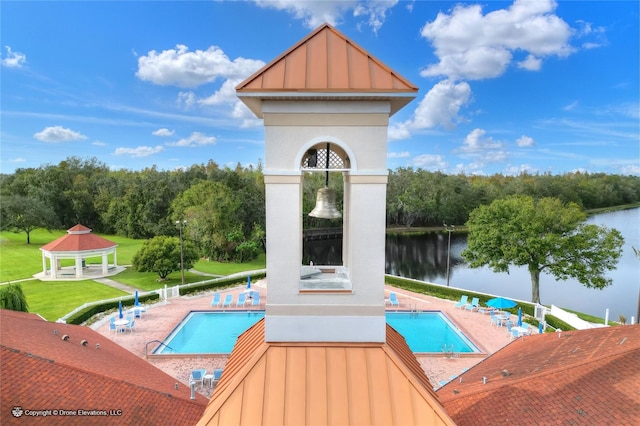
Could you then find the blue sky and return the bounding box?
[2,0,638,176]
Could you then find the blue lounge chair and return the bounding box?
[252,292,260,306]
[389,292,400,307]
[490,311,500,326]
[213,368,223,382]
[211,292,221,307]
[237,293,246,307]
[465,297,480,311]
[189,369,206,386]
[222,294,233,308]
[454,295,469,309]
[510,328,520,340]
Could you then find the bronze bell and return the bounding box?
[309,187,341,219]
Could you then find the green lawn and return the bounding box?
[194,253,266,275]
[0,229,145,282]
[20,279,128,321]
[1,228,265,320]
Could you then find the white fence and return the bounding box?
[549,305,607,330]
[57,270,265,324]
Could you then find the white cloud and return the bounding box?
[353,0,398,33]
[253,0,356,28]
[411,154,447,170]
[114,145,164,157]
[10,157,26,163]
[198,79,241,106]
[92,140,107,146]
[2,46,26,68]
[136,44,264,88]
[167,132,216,147]
[516,135,535,147]
[152,128,175,137]
[503,164,539,175]
[391,80,471,138]
[620,164,640,176]
[34,126,87,142]
[460,128,502,152]
[177,91,196,109]
[563,100,579,111]
[420,0,573,80]
[517,54,542,71]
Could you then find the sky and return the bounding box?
[1,0,639,176]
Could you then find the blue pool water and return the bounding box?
[154,311,480,355]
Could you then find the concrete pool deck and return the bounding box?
[92,280,513,398]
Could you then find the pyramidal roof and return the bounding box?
[40,224,117,252]
[236,23,418,117]
[197,319,455,425]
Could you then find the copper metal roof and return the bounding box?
[197,319,455,426]
[40,224,117,252]
[438,325,640,425]
[236,23,418,117]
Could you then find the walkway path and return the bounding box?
[94,277,139,294]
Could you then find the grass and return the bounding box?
[194,253,266,275]
[1,228,265,320]
[0,229,145,282]
[20,279,128,321]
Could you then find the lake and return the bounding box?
[304,208,640,321]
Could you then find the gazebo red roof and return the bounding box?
[40,224,117,252]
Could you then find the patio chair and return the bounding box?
[237,293,246,307]
[222,294,233,308]
[489,312,500,327]
[189,369,206,386]
[109,317,117,334]
[252,292,260,307]
[389,292,400,307]
[212,368,223,383]
[133,307,143,319]
[211,292,221,307]
[464,297,480,311]
[510,328,520,340]
[126,318,135,333]
[454,295,469,309]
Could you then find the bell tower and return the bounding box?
[236,24,417,342]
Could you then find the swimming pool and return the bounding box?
[153,311,480,355]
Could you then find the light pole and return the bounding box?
[444,223,455,287]
[175,220,187,286]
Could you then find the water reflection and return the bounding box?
[303,208,639,320]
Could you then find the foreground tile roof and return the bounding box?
[0,310,206,425]
[438,325,640,425]
[40,224,117,252]
[198,319,454,425]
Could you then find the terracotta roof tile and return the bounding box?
[197,319,455,425]
[40,224,116,252]
[437,325,640,425]
[1,310,207,425]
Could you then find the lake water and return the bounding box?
[304,208,640,321]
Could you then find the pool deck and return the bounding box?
[92,281,513,398]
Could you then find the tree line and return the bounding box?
[1,156,639,261]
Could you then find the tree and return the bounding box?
[0,195,59,243]
[462,195,624,304]
[0,283,29,312]
[131,236,198,280]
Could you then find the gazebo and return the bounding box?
[39,224,119,280]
